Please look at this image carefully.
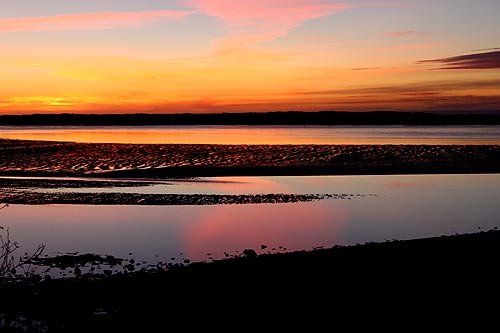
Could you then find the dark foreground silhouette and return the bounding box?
[1,229,499,331]
[1,111,500,125]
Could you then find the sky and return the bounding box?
[1,0,499,114]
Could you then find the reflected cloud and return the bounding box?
[386,181,419,188]
[182,203,347,260]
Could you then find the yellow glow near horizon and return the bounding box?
[1,1,499,114]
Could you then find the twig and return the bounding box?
[1,225,45,279]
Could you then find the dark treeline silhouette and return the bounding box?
[1,111,500,126]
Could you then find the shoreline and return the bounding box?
[1,228,499,330]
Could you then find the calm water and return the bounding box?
[2,174,499,268]
[1,125,500,144]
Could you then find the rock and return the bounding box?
[242,249,257,259]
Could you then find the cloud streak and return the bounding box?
[0,10,193,32]
[291,78,500,96]
[351,67,382,71]
[471,47,500,52]
[384,30,417,37]
[185,0,354,28]
[184,0,380,54]
[418,50,500,69]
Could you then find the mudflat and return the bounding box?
[1,139,499,177]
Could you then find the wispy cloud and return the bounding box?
[418,50,500,69]
[184,1,389,54]
[185,0,354,29]
[384,30,417,37]
[351,67,383,71]
[471,47,500,52]
[292,78,500,95]
[0,10,193,33]
[0,96,88,108]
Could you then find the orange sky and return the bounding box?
[1,0,500,114]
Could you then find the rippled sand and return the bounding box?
[1,139,499,177]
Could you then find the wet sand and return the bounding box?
[0,190,366,206]
[1,139,500,177]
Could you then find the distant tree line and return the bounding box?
[1,111,500,126]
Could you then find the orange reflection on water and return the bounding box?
[2,126,500,144]
[182,203,349,260]
[3,127,352,144]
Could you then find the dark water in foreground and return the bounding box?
[1,174,499,272]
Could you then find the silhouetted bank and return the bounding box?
[1,229,499,331]
[1,111,500,126]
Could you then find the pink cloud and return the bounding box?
[0,10,194,32]
[188,0,353,27]
[184,0,361,53]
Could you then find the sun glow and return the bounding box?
[1,0,499,113]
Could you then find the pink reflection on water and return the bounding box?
[190,176,292,194]
[386,181,420,188]
[2,174,500,267]
[182,203,349,261]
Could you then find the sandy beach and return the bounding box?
[1,139,500,177]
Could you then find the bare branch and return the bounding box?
[1,225,45,279]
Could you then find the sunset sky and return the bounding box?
[1,0,499,114]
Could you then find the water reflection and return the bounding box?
[182,203,346,260]
[1,125,500,144]
[36,176,293,195]
[1,174,499,268]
